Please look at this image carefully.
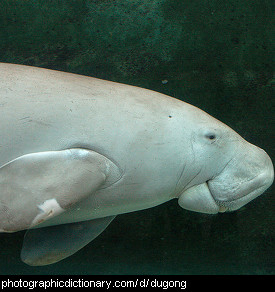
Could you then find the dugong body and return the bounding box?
[0,63,273,266]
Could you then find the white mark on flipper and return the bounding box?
[31,199,64,227]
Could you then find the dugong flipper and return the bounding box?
[0,148,121,232]
[21,216,115,266]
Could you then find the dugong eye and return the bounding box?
[206,134,216,140]
[199,129,219,144]
[204,132,216,141]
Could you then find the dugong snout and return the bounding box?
[178,143,273,214]
[208,145,274,212]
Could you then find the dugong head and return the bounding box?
[177,111,274,214]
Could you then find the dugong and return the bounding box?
[0,63,273,266]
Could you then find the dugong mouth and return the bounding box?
[178,170,273,214]
[178,182,223,214]
[178,147,274,215]
[207,171,273,212]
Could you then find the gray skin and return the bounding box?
[0,63,273,266]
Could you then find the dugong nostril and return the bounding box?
[256,149,274,191]
[251,145,274,185]
[265,156,274,187]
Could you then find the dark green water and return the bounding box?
[0,0,274,275]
